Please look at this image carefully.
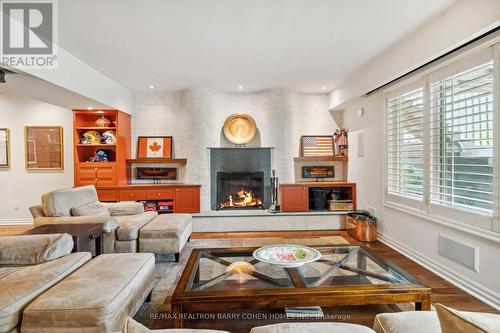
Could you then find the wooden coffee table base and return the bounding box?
[171,246,431,328]
[170,291,431,328]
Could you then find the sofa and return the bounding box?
[0,233,155,333]
[245,306,500,333]
[30,185,159,253]
[0,234,91,332]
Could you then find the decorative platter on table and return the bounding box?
[252,244,321,268]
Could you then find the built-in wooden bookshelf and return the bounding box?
[73,110,131,186]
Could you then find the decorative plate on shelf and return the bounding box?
[252,244,321,268]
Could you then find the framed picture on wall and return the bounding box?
[25,126,64,170]
[0,128,10,168]
[300,135,334,156]
[137,136,173,158]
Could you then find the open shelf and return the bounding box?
[126,158,187,164]
[75,127,116,131]
[77,144,116,147]
[294,156,348,162]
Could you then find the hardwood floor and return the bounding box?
[0,224,33,236]
[1,225,497,331]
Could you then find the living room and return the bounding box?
[0,0,499,332]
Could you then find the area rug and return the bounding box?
[134,235,350,327]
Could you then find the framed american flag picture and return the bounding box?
[300,135,334,157]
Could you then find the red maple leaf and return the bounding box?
[149,141,162,152]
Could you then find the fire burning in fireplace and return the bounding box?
[218,188,263,209]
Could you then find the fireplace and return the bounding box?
[216,172,264,210]
[210,147,272,210]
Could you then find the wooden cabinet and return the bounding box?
[95,185,201,213]
[174,187,200,213]
[280,182,356,212]
[281,185,309,212]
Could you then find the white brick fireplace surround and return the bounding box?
[133,88,336,201]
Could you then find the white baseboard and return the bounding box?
[378,232,500,311]
[0,218,33,225]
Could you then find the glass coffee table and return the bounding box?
[171,246,430,328]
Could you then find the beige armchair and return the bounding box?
[30,185,158,253]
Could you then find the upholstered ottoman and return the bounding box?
[139,214,192,261]
[21,253,155,333]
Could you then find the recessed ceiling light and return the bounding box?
[321,86,327,90]
[87,106,93,110]
[237,85,243,90]
[149,85,155,89]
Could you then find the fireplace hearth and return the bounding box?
[216,172,264,210]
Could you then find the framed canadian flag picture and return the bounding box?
[137,136,173,158]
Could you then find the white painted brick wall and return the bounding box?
[132,88,337,211]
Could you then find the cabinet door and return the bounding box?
[146,189,175,200]
[76,164,116,186]
[97,189,118,202]
[281,185,308,212]
[119,189,146,201]
[174,187,200,213]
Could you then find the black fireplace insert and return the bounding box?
[216,171,264,210]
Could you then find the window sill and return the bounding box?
[383,201,500,244]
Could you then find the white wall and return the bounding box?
[132,88,336,211]
[0,93,74,223]
[342,93,500,309]
[23,46,133,113]
[329,0,500,108]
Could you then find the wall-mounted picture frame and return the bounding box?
[0,128,10,168]
[25,126,64,170]
[300,135,334,157]
[137,136,173,158]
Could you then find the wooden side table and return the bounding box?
[22,223,104,257]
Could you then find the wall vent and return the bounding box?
[438,234,478,272]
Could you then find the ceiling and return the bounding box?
[59,0,456,93]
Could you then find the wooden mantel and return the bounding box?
[293,156,348,162]
[126,158,187,164]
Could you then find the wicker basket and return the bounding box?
[327,199,353,211]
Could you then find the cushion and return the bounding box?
[123,317,229,333]
[250,323,376,333]
[373,311,441,333]
[0,234,74,265]
[436,303,500,333]
[71,202,111,217]
[0,252,91,332]
[22,253,156,333]
[104,202,145,216]
[139,214,191,239]
[115,211,158,241]
[41,185,99,217]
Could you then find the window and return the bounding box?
[385,46,498,231]
[386,87,424,200]
[430,61,494,214]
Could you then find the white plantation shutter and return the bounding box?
[386,84,425,207]
[429,60,494,214]
[384,46,498,231]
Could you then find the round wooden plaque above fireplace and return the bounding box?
[223,113,257,144]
